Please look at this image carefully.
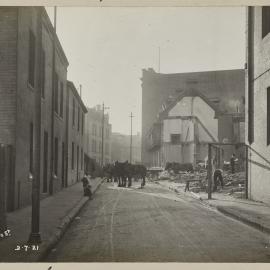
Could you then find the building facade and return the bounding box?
[66,81,87,186]
[0,7,87,210]
[84,106,112,166]
[246,6,270,205]
[111,132,141,164]
[141,68,245,167]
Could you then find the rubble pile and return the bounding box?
[157,168,246,198]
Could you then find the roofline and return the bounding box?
[67,81,88,113]
[159,88,221,120]
[142,68,245,77]
[42,7,69,67]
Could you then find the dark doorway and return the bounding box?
[43,131,48,193]
[77,145,79,182]
[61,142,65,188]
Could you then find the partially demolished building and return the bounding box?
[141,68,245,168]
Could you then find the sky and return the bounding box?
[46,7,246,135]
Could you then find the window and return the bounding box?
[61,142,65,188]
[78,106,80,131]
[99,141,102,153]
[72,142,74,170]
[72,99,75,126]
[92,139,96,153]
[267,88,270,145]
[81,112,84,135]
[100,126,102,137]
[81,148,83,170]
[262,7,270,38]
[54,73,59,114]
[28,30,35,87]
[92,124,97,136]
[77,145,79,172]
[41,49,45,98]
[106,128,109,139]
[60,82,64,118]
[105,143,109,154]
[170,134,181,145]
[29,122,34,174]
[43,131,48,193]
[54,137,58,175]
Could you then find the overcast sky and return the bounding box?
[46,7,246,135]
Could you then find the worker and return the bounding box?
[213,168,224,192]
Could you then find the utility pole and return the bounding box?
[129,112,134,164]
[158,46,160,73]
[101,102,109,167]
[28,6,43,244]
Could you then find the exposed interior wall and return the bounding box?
[160,96,217,166]
[141,68,245,165]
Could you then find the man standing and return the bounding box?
[213,168,224,192]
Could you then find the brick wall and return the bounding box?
[67,82,86,186]
[0,7,18,145]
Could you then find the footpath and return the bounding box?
[156,180,270,236]
[0,177,103,262]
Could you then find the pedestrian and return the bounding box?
[84,184,93,199]
[81,174,90,196]
[213,168,224,192]
[230,154,236,174]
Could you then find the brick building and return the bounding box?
[66,81,87,186]
[0,7,87,210]
[84,105,112,166]
[246,7,270,204]
[141,68,245,167]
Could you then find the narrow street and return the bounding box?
[45,182,270,262]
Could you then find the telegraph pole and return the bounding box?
[129,112,134,164]
[101,103,109,167]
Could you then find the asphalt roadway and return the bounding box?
[45,181,270,262]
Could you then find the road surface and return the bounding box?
[45,181,270,262]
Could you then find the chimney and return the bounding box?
[79,84,82,98]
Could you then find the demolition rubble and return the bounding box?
[152,163,246,199]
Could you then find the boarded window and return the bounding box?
[262,7,270,38]
[28,30,35,87]
[60,82,64,118]
[170,134,181,144]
